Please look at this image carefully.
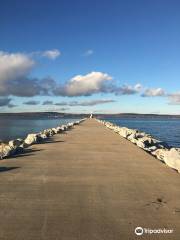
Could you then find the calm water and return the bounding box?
[101,118,180,147]
[0,117,80,142]
[1,117,180,147]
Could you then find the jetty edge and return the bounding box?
[97,119,180,173]
[0,118,87,159]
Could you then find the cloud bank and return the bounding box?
[42,99,115,106]
[0,50,177,108]
[56,99,115,106]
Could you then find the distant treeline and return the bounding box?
[0,112,180,119]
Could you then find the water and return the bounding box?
[1,116,180,147]
[101,118,180,147]
[0,117,80,142]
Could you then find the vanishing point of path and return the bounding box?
[0,119,180,240]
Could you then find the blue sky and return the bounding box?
[0,0,180,114]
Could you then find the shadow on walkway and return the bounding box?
[0,166,20,173]
[37,139,64,144]
[11,148,43,159]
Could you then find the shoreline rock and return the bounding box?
[0,118,86,159]
[97,119,180,173]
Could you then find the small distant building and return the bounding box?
[90,113,93,118]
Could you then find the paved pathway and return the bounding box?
[0,119,180,239]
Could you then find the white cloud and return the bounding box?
[0,51,34,84]
[83,49,94,56]
[42,49,61,60]
[168,92,180,105]
[54,71,112,96]
[0,51,58,97]
[134,83,142,91]
[0,51,39,96]
[115,83,142,95]
[142,88,165,97]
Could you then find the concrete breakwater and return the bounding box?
[0,118,86,159]
[0,118,180,239]
[97,119,180,173]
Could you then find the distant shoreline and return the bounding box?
[0,112,180,119]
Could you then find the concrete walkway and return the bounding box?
[0,119,180,240]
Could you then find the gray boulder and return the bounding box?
[55,126,64,133]
[117,127,132,138]
[151,148,168,161]
[135,136,168,150]
[136,137,153,149]
[67,122,74,128]
[62,125,68,130]
[8,138,24,154]
[51,128,59,134]
[0,144,13,159]
[164,148,180,172]
[24,133,38,147]
[9,138,24,149]
[38,133,48,140]
[44,129,54,137]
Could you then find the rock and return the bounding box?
[0,144,13,159]
[113,127,121,133]
[7,138,24,155]
[151,148,168,161]
[148,146,158,152]
[156,141,169,149]
[67,122,74,128]
[164,148,180,172]
[129,137,138,144]
[51,128,59,134]
[44,129,54,137]
[42,129,51,137]
[38,133,48,140]
[55,126,65,133]
[0,118,85,158]
[127,131,140,140]
[99,119,180,173]
[74,121,80,125]
[62,125,68,130]
[58,126,66,132]
[9,138,24,149]
[135,136,166,150]
[117,127,132,138]
[24,133,38,147]
[136,136,154,148]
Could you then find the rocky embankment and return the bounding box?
[0,119,86,159]
[97,119,180,173]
